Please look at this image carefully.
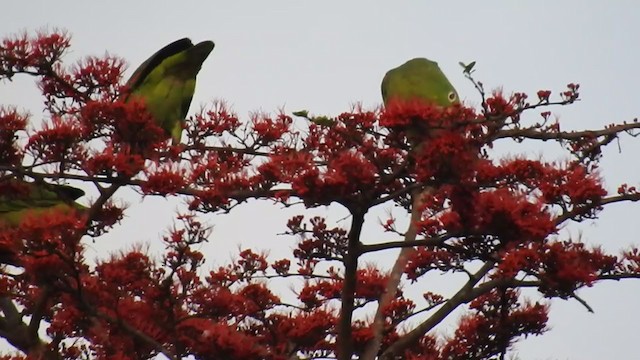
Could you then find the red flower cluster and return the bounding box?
[186,100,242,147]
[405,246,458,281]
[27,115,85,164]
[0,107,28,165]
[0,32,70,77]
[441,290,548,360]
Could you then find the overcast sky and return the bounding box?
[2,2,640,359]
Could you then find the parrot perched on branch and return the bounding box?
[381,58,459,107]
[0,180,85,266]
[123,38,215,144]
[362,61,463,360]
[381,58,461,147]
[0,180,86,227]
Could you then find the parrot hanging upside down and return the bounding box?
[123,38,215,144]
[0,180,86,227]
[381,58,459,107]
[0,180,86,266]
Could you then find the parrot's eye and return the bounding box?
[448,91,458,103]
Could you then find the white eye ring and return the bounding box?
[448,91,457,102]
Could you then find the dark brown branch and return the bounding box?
[199,145,270,157]
[0,167,286,204]
[555,193,640,224]
[0,297,48,357]
[6,62,89,103]
[391,299,447,328]
[27,286,53,340]
[370,182,423,207]
[495,122,640,142]
[360,235,452,254]
[380,261,494,359]
[93,310,177,360]
[336,209,365,360]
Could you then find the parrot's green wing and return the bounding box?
[0,181,86,226]
[381,58,459,107]
[124,38,194,92]
[124,38,215,144]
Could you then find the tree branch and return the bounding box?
[93,310,178,360]
[360,235,452,254]
[495,122,640,142]
[336,209,366,360]
[0,297,48,357]
[361,190,425,360]
[380,261,494,359]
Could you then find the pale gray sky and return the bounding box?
[2,2,640,359]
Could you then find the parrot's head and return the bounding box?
[381,58,459,108]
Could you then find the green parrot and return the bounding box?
[381,58,461,147]
[123,38,215,144]
[381,58,459,107]
[0,180,86,227]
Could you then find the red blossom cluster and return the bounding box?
[1,31,640,360]
[440,290,548,360]
[0,108,28,166]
